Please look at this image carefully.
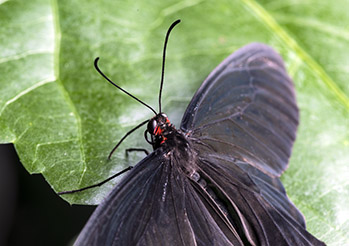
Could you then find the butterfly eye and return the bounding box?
[161,113,168,119]
[147,119,158,134]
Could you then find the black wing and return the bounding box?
[74,148,325,245]
[194,154,325,245]
[75,149,247,246]
[181,43,325,245]
[181,43,298,177]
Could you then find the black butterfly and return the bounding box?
[62,20,326,245]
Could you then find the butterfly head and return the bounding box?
[146,113,174,148]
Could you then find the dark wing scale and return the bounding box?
[233,160,306,228]
[75,149,248,246]
[197,155,325,245]
[184,179,245,246]
[181,43,298,177]
[180,43,325,245]
[74,152,163,245]
[75,152,196,246]
[180,42,304,225]
[134,159,196,246]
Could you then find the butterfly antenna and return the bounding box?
[158,19,181,113]
[94,58,157,115]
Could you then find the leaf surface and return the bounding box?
[0,0,348,244]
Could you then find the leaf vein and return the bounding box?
[0,77,55,116]
[0,50,53,64]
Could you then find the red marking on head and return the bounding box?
[154,126,162,136]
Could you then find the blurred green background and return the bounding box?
[0,0,348,245]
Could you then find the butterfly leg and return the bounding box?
[125,148,149,157]
[58,166,133,195]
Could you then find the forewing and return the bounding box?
[179,43,325,244]
[75,150,242,246]
[181,43,298,177]
[74,152,190,246]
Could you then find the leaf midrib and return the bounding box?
[51,0,87,186]
[241,0,349,109]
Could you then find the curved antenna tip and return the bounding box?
[158,19,181,113]
[94,56,157,115]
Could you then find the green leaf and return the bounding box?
[0,0,348,244]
